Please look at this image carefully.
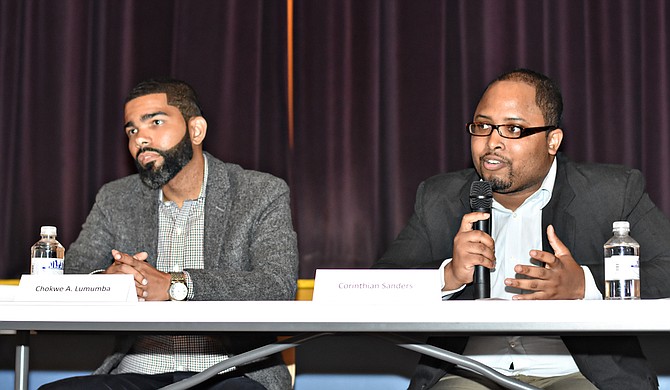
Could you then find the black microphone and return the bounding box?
[469,181,492,299]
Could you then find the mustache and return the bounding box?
[479,153,510,165]
[136,147,165,162]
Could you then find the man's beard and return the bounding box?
[488,176,512,193]
[478,155,513,193]
[135,131,194,190]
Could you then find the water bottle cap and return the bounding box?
[40,226,57,236]
[612,221,630,230]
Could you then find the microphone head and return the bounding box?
[469,181,493,210]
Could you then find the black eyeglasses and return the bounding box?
[466,122,557,139]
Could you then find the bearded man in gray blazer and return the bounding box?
[41,79,297,390]
[375,69,670,390]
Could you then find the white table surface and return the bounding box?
[1,296,669,334]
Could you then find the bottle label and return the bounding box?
[31,258,64,275]
[605,255,639,280]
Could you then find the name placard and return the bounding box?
[16,274,138,303]
[312,269,442,303]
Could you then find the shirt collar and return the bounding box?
[538,156,557,209]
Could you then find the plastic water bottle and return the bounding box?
[30,226,65,275]
[603,221,640,299]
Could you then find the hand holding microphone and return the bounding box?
[443,182,495,294]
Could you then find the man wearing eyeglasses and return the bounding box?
[375,68,670,389]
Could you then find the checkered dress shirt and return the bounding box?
[114,155,232,375]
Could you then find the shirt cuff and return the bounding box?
[439,258,466,300]
[581,265,602,300]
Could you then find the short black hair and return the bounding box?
[489,68,563,127]
[125,78,203,123]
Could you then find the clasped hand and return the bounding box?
[102,250,171,301]
[445,212,585,300]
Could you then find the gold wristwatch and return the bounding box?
[168,272,188,301]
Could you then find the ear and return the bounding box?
[547,128,563,156]
[188,116,207,145]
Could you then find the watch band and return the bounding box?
[170,271,186,284]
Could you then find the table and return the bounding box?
[2,299,670,389]
[4,299,670,333]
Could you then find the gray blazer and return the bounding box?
[65,152,298,390]
[376,153,670,389]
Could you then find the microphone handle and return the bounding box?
[472,214,491,299]
[474,266,490,299]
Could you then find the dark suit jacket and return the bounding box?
[65,152,298,390]
[376,153,670,390]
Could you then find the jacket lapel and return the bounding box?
[136,184,160,267]
[202,154,231,268]
[542,154,576,254]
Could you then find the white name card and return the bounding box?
[312,269,442,303]
[16,274,138,303]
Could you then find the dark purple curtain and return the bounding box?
[0,0,288,278]
[292,0,670,276]
[2,0,670,280]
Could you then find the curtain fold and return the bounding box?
[292,0,670,276]
[2,0,670,279]
[0,0,287,278]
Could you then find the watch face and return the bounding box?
[169,282,188,301]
